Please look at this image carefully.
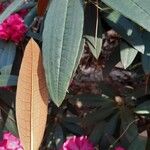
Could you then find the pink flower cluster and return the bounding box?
[115,146,125,150]
[0,131,23,150]
[0,14,27,44]
[61,136,94,150]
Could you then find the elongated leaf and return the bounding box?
[135,101,150,114]
[84,4,103,59]
[0,41,16,75]
[42,0,84,106]
[121,107,138,143]
[120,41,138,69]
[0,75,17,86]
[142,54,150,74]
[37,0,49,16]
[101,0,150,32]
[103,10,144,54]
[128,136,147,150]
[16,39,48,150]
[0,0,24,23]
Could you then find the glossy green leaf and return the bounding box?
[0,41,16,75]
[135,101,150,114]
[120,41,138,69]
[54,124,64,150]
[101,0,150,32]
[83,102,116,126]
[0,75,17,86]
[42,0,84,106]
[89,121,106,145]
[84,4,103,59]
[142,54,150,74]
[0,0,24,23]
[121,107,138,142]
[103,10,144,54]
[128,136,147,150]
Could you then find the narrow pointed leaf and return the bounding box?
[16,39,48,150]
[42,0,84,106]
[0,41,16,75]
[101,0,150,32]
[135,101,150,114]
[103,10,144,54]
[0,75,17,86]
[0,0,24,23]
[84,4,103,59]
[120,41,138,69]
[142,54,150,74]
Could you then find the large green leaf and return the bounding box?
[128,136,147,150]
[135,101,150,114]
[101,0,150,32]
[0,75,17,86]
[103,10,144,54]
[0,41,16,75]
[0,0,24,23]
[42,0,84,106]
[84,4,103,59]
[142,54,150,74]
[120,41,138,69]
[121,107,138,143]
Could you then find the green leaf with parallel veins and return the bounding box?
[101,0,150,32]
[42,0,84,106]
[84,4,103,59]
[120,41,138,69]
[0,41,16,75]
[103,10,144,54]
[0,0,24,23]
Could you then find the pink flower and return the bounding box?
[61,136,94,150]
[18,9,28,18]
[0,14,27,44]
[115,146,125,150]
[0,131,23,150]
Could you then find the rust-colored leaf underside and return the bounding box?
[16,39,48,150]
[37,0,49,16]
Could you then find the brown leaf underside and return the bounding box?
[16,39,48,150]
[37,0,49,16]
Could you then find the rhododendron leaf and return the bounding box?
[83,102,115,126]
[37,0,49,16]
[120,41,138,69]
[16,39,48,150]
[135,101,150,115]
[0,75,17,86]
[0,0,24,23]
[89,121,105,145]
[101,0,150,32]
[84,3,103,59]
[0,100,18,135]
[128,136,146,150]
[121,107,138,142]
[54,124,64,149]
[103,10,144,54]
[24,7,37,27]
[142,54,150,74]
[0,41,16,75]
[42,0,84,106]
